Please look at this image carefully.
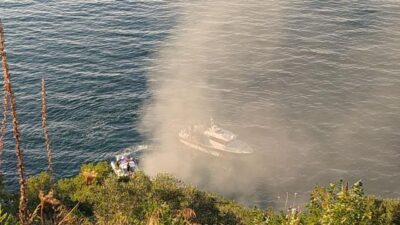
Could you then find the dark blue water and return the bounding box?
[1,1,400,207]
[0,1,178,185]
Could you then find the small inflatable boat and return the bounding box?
[111,153,138,177]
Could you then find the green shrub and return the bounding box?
[0,205,19,225]
[27,171,52,209]
[5,162,400,225]
[305,180,400,225]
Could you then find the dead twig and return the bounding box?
[57,202,80,225]
[0,18,29,225]
[41,78,54,184]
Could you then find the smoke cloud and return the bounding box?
[139,0,400,207]
[139,0,296,207]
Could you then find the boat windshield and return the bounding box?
[207,125,237,142]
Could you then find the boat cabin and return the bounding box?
[204,125,237,143]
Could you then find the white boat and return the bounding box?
[178,119,253,157]
[111,153,138,177]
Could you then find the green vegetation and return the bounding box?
[1,162,400,224]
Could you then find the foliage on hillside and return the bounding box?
[1,162,400,224]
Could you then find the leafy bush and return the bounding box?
[9,162,400,224]
[27,171,52,209]
[0,174,18,215]
[0,205,19,225]
[304,180,400,225]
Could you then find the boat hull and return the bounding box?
[111,158,138,177]
[179,137,252,157]
[179,139,222,157]
[111,161,127,177]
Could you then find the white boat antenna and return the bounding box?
[210,117,215,126]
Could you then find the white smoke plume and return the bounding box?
[139,0,297,206]
[140,0,400,207]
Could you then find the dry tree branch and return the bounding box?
[0,19,9,174]
[0,18,29,225]
[82,170,97,185]
[57,202,80,225]
[41,78,54,184]
[0,69,8,172]
[39,190,62,225]
[27,204,42,225]
[178,208,196,222]
[146,209,162,225]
